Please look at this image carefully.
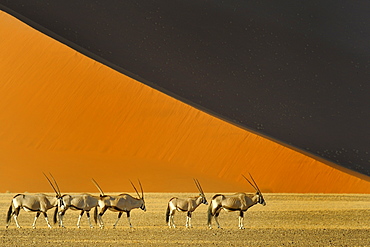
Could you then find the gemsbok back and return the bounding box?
[93,179,146,229]
[45,174,100,228]
[207,174,266,229]
[165,179,208,228]
[6,174,61,229]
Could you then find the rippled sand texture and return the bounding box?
[1,11,370,193]
[1,193,370,246]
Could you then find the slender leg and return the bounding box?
[167,211,173,228]
[214,211,221,229]
[98,207,108,229]
[43,212,52,228]
[113,212,123,229]
[59,211,66,228]
[32,212,41,229]
[239,211,245,230]
[208,214,212,229]
[77,211,84,228]
[186,212,192,228]
[86,211,93,228]
[170,212,176,228]
[126,211,133,228]
[13,208,21,228]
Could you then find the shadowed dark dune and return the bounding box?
[0,10,369,193]
[1,1,369,176]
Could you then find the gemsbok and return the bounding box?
[45,174,100,228]
[207,174,266,229]
[165,179,208,228]
[93,179,146,229]
[55,194,100,228]
[6,174,61,229]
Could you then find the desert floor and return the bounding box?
[0,193,369,246]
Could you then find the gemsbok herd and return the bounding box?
[5,173,265,230]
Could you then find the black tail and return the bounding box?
[94,206,98,224]
[6,204,13,225]
[53,206,58,225]
[207,201,214,226]
[165,204,170,223]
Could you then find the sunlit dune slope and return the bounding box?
[0,11,369,193]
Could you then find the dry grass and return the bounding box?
[0,193,369,246]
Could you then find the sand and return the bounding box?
[1,193,369,246]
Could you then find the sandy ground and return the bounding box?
[0,193,369,246]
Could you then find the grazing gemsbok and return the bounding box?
[5,174,61,229]
[207,174,266,229]
[45,174,100,228]
[93,179,146,229]
[165,179,208,228]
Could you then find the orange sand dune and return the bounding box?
[0,11,369,193]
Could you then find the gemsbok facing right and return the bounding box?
[44,174,100,228]
[166,179,208,228]
[93,179,146,229]
[207,174,266,229]
[6,174,61,229]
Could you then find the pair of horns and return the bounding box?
[92,178,144,199]
[193,178,205,195]
[242,173,262,194]
[130,180,144,199]
[43,172,61,197]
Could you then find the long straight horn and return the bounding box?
[138,179,144,199]
[248,173,262,193]
[194,179,204,194]
[43,172,60,196]
[242,174,258,191]
[130,180,141,199]
[197,179,205,195]
[92,178,105,196]
[49,173,61,196]
[193,178,201,193]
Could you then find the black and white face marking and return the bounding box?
[200,194,208,205]
[257,193,266,206]
[140,202,146,212]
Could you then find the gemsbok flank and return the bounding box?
[5,174,61,229]
[165,179,208,228]
[93,179,146,229]
[207,174,266,229]
[45,174,100,228]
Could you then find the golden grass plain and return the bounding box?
[0,193,369,246]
